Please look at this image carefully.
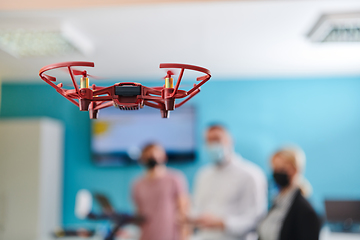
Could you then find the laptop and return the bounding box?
[325,200,360,233]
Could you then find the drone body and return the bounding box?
[39,62,211,119]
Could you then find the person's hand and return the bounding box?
[192,214,225,230]
[116,229,131,239]
[77,228,91,237]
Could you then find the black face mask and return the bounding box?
[145,158,158,170]
[273,172,290,188]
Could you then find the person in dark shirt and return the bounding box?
[257,147,321,240]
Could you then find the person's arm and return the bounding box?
[131,182,143,226]
[174,173,190,240]
[191,169,205,219]
[223,175,267,237]
[191,168,267,237]
[192,174,265,237]
[178,192,190,240]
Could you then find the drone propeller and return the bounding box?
[164,70,175,79]
[64,83,100,89]
[161,69,194,89]
[71,69,101,79]
[61,68,102,80]
[162,69,177,79]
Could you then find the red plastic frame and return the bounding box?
[39,61,211,119]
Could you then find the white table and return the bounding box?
[320,226,360,240]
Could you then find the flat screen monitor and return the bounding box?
[325,200,360,222]
[92,105,196,166]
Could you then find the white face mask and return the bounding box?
[206,143,230,164]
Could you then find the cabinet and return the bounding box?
[0,118,63,240]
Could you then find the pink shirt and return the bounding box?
[132,169,187,240]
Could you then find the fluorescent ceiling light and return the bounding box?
[308,12,360,42]
[0,23,94,58]
[0,29,79,57]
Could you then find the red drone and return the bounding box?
[39,62,211,119]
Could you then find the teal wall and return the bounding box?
[1,77,360,227]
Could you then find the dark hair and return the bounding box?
[140,142,165,161]
[207,123,229,133]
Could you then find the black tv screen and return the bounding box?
[92,105,196,166]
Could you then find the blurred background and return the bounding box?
[1,0,360,239]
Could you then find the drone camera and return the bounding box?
[115,85,141,96]
[118,105,140,111]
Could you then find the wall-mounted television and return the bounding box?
[92,106,196,166]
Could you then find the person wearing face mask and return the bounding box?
[132,143,189,240]
[257,147,321,240]
[190,124,267,240]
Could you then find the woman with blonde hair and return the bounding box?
[257,146,321,240]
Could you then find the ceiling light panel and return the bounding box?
[0,29,79,57]
[308,12,360,42]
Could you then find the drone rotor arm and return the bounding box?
[64,90,80,99]
[42,74,56,82]
[151,86,164,91]
[196,75,210,81]
[142,95,164,102]
[39,61,96,108]
[39,74,79,107]
[175,88,200,108]
[68,66,80,94]
[169,68,184,98]
[39,61,94,93]
[93,101,114,111]
[172,90,188,99]
[143,100,163,109]
[159,63,211,100]
[186,75,210,95]
[92,85,114,97]
[61,93,80,107]
[92,96,113,101]
[91,85,106,91]
[143,86,162,96]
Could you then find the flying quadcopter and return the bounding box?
[39,61,211,119]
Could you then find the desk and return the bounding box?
[320,227,360,240]
[54,227,360,240]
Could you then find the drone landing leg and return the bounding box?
[79,99,91,111]
[160,109,169,118]
[163,87,175,111]
[89,109,98,119]
[88,101,99,119]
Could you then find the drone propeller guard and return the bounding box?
[39,61,211,119]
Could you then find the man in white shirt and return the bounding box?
[190,124,267,240]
